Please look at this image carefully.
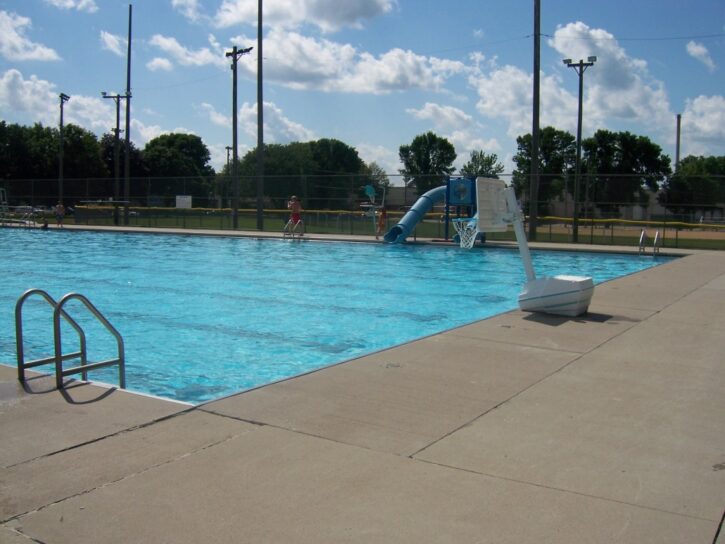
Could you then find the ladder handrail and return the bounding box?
[638,229,647,254]
[653,229,660,254]
[15,288,87,382]
[53,293,125,389]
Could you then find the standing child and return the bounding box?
[376,206,387,240]
[55,202,65,228]
[287,195,304,235]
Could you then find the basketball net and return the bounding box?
[452,218,478,249]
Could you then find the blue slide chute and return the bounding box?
[383,185,446,243]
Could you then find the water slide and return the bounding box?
[383,185,447,243]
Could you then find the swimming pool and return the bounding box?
[1,228,673,403]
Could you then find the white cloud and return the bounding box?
[344,48,464,94]
[172,0,204,22]
[44,0,98,13]
[64,94,117,133]
[0,69,57,124]
[100,31,127,57]
[215,0,395,32]
[207,141,249,172]
[306,0,396,32]
[200,102,231,127]
[132,121,165,144]
[146,57,173,72]
[469,65,536,138]
[356,143,401,179]
[0,69,230,156]
[152,28,462,94]
[681,95,725,156]
[149,34,227,69]
[240,101,316,143]
[404,102,501,171]
[468,21,676,147]
[130,121,195,147]
[0,11,60,61]
[406,102,473,131]
[686,41,716,72]
[448,131,501,162]
[549,21,672,132]
[0,69,117,133]
[234,29,464,94]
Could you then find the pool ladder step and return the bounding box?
[15,289,126,390]
[638,229,660,255]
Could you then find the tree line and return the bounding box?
[1,120,723,215]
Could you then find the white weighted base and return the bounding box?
[518,275,594,317]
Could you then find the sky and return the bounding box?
[1,0,724,184]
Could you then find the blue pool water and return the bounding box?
[1,228,673,403]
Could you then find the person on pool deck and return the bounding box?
[376,206,387,240]
[287,195,304,235]
[54,202,65,228]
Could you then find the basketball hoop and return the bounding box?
[452,218,478,249]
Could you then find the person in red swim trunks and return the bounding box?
[287,195,304,235]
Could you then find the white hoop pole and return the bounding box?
[504,187,536,282]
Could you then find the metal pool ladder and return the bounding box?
[638,229,661,255]
[15,289,126,390]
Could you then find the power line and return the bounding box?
[542,31,725,43]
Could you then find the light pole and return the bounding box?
[256,0,264,231]
[224,145,232,209]
[102,92,128,225]
[529,0,541,241]
[58,93,70,204]
[563,56,596,243]
[123,3,133,225]
[225,45,253,229]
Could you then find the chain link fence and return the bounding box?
[2,175,724,250]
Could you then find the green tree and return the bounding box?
[582,130,671,212]
[362,160,390,195]
[143,133,214,178]
[659,155,725,218]
[62,124,108,179]
[399,132,456,194]
[238,142,318,207]
[143,133,215,205]
[308,138,366,209]
[0,122,35,180]
[24,123,58,180]
[100,133,147,180]
[0,122,47,204]
[59,124,108,204]
[460,150,504,179]
[238,139,368,209]
[512,127,576,214]
[0,122,108,205]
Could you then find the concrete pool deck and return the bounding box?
[1,225,724,543]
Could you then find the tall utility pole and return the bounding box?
[225,145,232,208]
[58,93,70,204]
[563,56,596,243]
[675,114,682,171]
[225,45,253,229]
[256,0,264,231]
[529,0,541,241]
[102,92,127,225]
[123,4,133,225]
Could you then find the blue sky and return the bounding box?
[1,0,723,183]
